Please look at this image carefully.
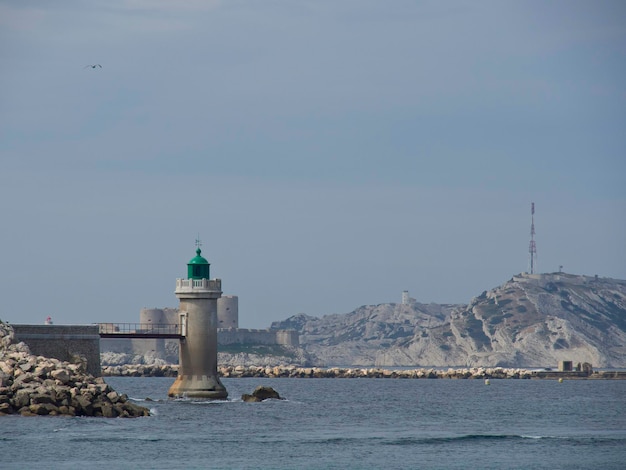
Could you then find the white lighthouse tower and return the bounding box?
[167,243,228,399]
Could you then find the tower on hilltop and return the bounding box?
[167,242,228,399]
[528,202,537,274]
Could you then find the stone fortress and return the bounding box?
[100,295,299,363]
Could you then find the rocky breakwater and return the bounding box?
[0,321,149,417]
[100,364,616,379]
[103,363,535,379]
[102,364,178,377]
[218,365,536,379]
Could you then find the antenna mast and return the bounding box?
[529,202,537,274]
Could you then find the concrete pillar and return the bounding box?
[167,279,228,399]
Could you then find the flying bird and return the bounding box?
[84,64,102,69]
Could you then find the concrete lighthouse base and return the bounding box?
[168,374,228,400]
[167,280,228,400]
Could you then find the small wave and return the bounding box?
[128,397,164,403]
[382,434,626,446]
[170,397,236,406]
[453,434,531,442]
[68,436,164,443]
[299,435,532,447]
[173,397,291,405]
[242,398,291,404]
[382,434,525,446]
[189,399,234,405]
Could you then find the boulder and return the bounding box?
[12,389,31,408]
[29,403,59,416]
[241,385,283,403]
[30,392,55,405]
[51,369,70,384]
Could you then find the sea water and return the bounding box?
[1,377,625,469]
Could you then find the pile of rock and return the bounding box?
[101,351,171,367]
[219,365,536,379]
[100,364,538,379]
[102,364,178,377]
[217,349,313,367]
[98,363,612,380]
[0,321,150,417]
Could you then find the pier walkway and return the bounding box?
[97,323,183,339]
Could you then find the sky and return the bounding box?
[1,0,625,329]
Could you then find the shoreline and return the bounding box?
[101,364,626,380]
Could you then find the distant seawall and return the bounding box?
[101,364,626,380]
[12,324,101,376]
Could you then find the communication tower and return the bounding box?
[528,202,537,274]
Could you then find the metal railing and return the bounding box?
[97,323,182,338]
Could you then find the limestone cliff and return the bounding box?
[271,302,459,367]
[271,273,626,368]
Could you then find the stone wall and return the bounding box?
[218,328,298,346]
[12,325,101,376]
[101,328,299,362]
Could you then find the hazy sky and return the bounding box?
[1,1,625,329]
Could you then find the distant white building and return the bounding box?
[402,290,416,305]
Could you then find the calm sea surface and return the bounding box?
[2,377,625,469]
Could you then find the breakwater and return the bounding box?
[101,364,626,379]
[1,321,150,417]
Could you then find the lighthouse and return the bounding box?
[167,244,228,399]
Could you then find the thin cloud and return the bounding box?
[0,4,46,31]
[114,0,221,13]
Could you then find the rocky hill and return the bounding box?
[271,273,626,368]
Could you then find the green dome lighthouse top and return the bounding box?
[189,247,208,265]
[188,246,211,280]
